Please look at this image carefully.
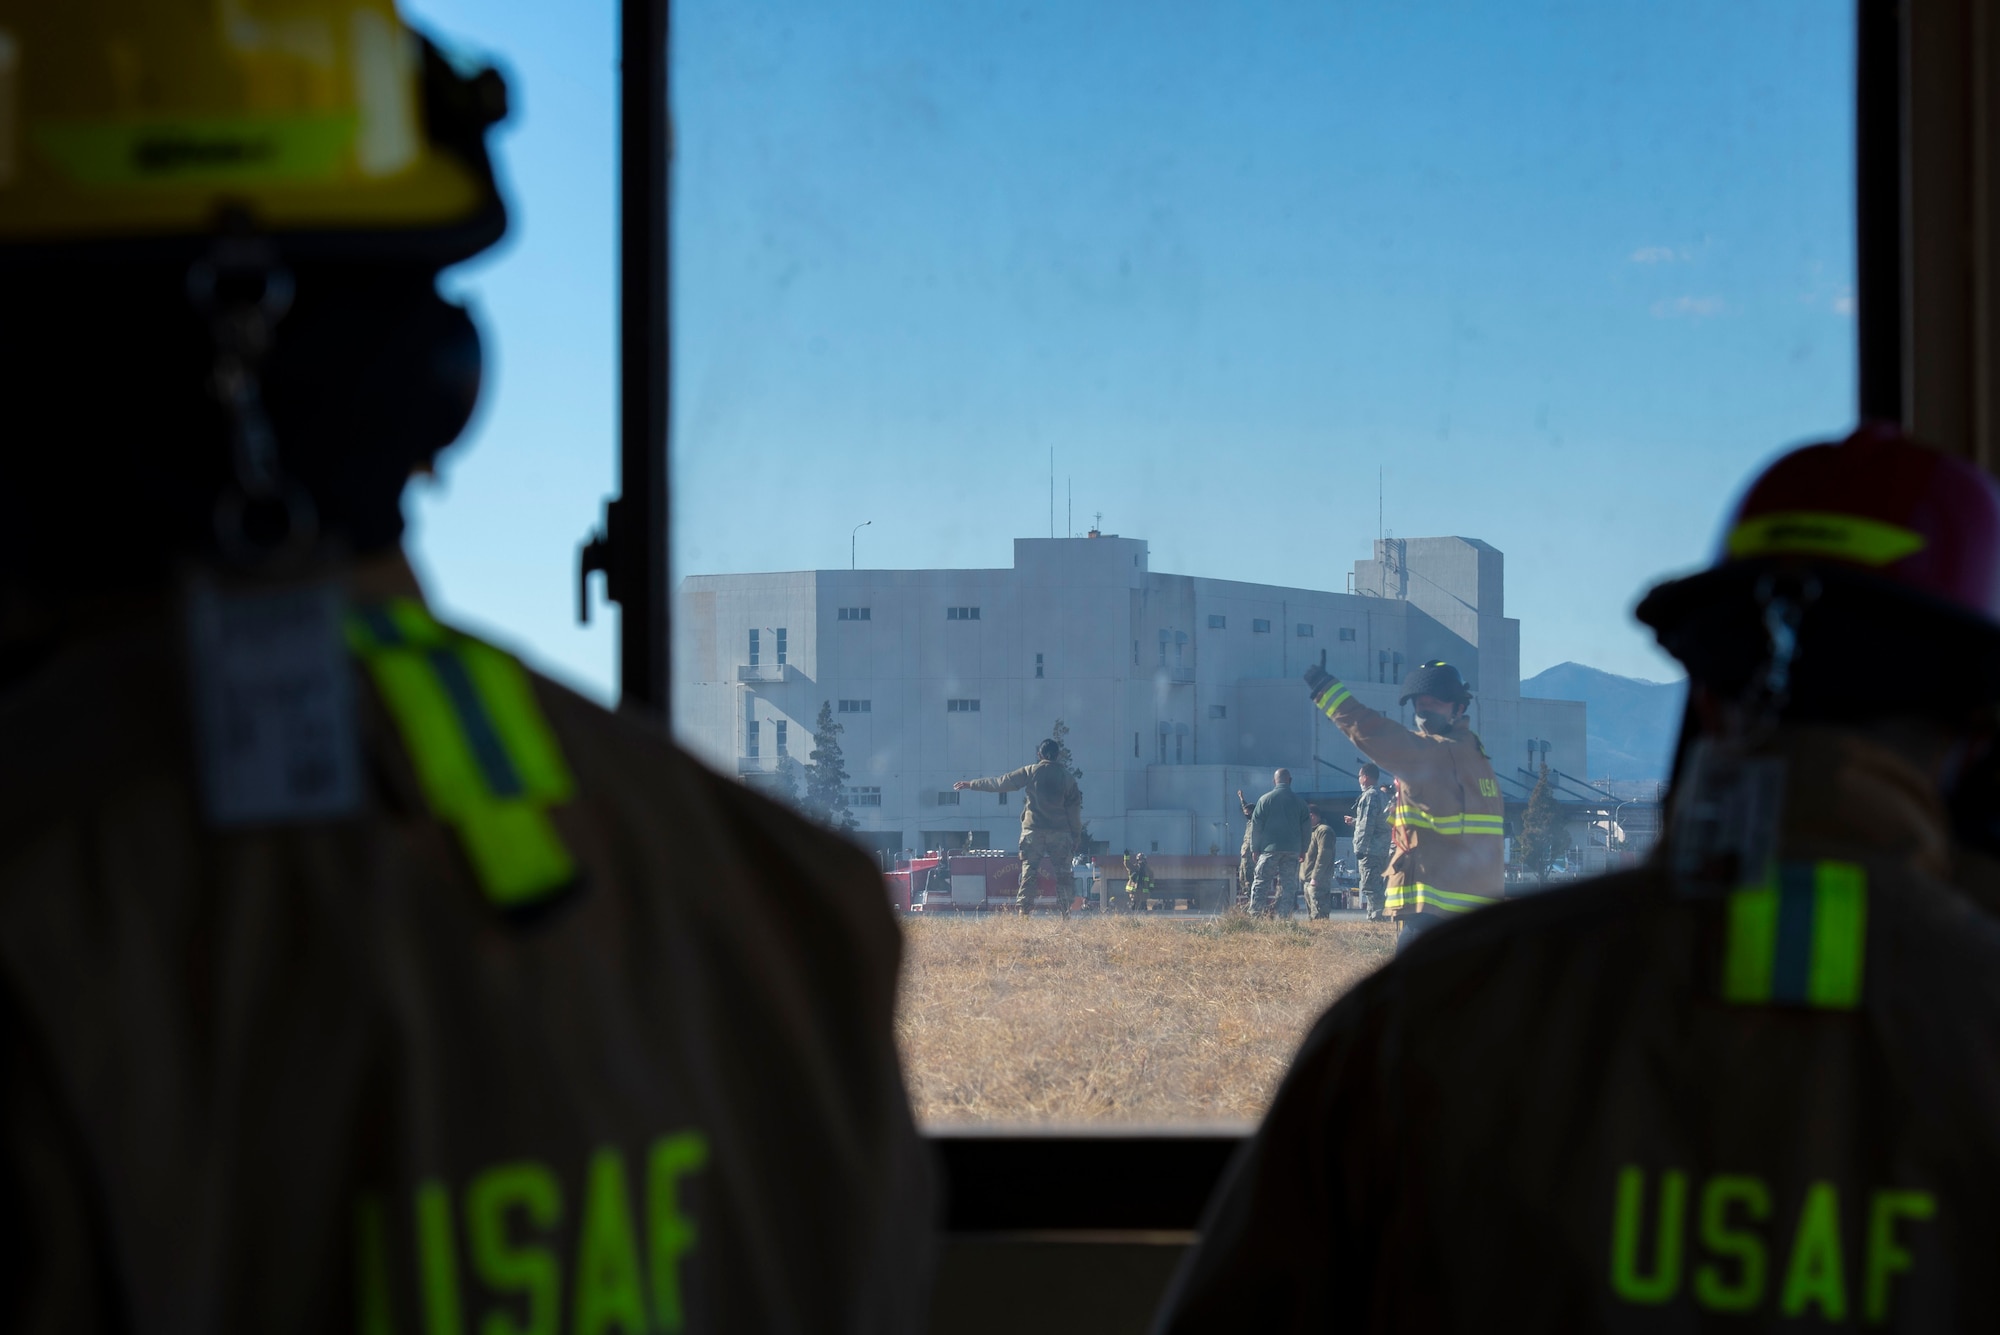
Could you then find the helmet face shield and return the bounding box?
[0,1,504,264]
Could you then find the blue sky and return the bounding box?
[402,0,1856,702]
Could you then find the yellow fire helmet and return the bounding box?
[0,0,506,263]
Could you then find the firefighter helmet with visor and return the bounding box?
[1638,424,2000,715]
[0,0,506,265]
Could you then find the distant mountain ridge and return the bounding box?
[1521,662,1687,782]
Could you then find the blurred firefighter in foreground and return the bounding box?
[956,737,1084,915]
[0,4,930,1329]
[1156,427,2000,1331]
[1302,659,1505,953]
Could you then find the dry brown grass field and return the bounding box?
[897,913,1396,1125]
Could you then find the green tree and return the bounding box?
[804,701,855,832]
[771,754,803,811]
[1050,717,1092,849]
[1520,764,1567,879]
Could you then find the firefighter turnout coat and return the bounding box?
[1310,676,1504,920]
[0,556,932,1333]
[1155,726,2000,1331]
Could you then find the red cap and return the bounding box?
[1711,424,2000,624]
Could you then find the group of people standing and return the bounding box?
[951,695,1468,926]
[1230,759,1398,923]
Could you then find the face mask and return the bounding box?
[1415,710,1454,734]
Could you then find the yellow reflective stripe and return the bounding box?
[1313,680,1353,717]
[1383,883,1499,914]
[385,598,449,649]
[1726,511,1926,567]
[364,649,489,818]
[1391,806,1505,837]
[458,804,575,906]
[1721,860,1867,1009]
[31,114,360,187]
[1807,861,1867,1008]
[458,639,573,803]
[345,597,448,653]
[350,602,576,909]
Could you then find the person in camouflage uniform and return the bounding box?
[1235,789,1256,909]
[1300,805,1338,918]
[1344,761,1394,920]
[957,739,1084,915]
[1247,769,1311,917]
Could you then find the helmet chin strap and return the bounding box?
[187,223,318,569]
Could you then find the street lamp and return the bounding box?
[851,519,872,571]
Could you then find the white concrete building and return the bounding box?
[674,533,1587,864]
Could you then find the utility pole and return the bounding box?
[851,519,871,570]
[1049,448,1055,538]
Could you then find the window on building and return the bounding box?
[1035,652,1044,679]
[847,786,883,807]
[1133,732,1140,758]
[838,699,871,713]
[997,791,1007,805]
[1296,623,1314,638]
[1252,619,1271,633]
[1175,732,1183,762]
[838,606,872,621]
[774,720,787,754]
[1339,627,1357,642]
[947,698,981,712]
[775,628,788,665]
[746,720,759,757]
[937,790,961,806]
[1209,704,1227,719]
[946,606,981,620]
[1132,640,1139,666]
[1208,614,1226,629]
[747,628,760,666]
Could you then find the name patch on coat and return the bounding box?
[187,579,364,826]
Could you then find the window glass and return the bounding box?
[408,0,1859,1130]
[668,0,1855,1127]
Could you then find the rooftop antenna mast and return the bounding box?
[1049,448,1055,538]
[1067,477,1072,538]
